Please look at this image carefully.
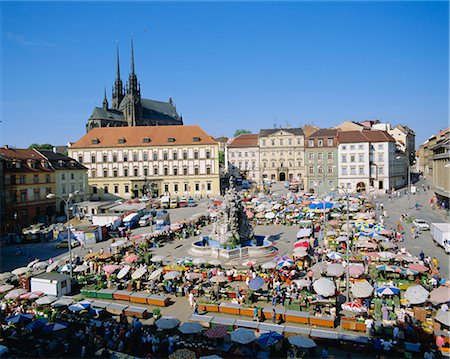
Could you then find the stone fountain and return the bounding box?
[190,177,274,260]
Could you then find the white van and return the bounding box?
[139,213,153,227]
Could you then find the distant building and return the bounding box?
[227,134,260,182]
[337,130,401,194]
[86,41,183,132]
[417,128,450,179]
[0,147,56,234]
[372,123,415,165]
[335,120,368,132]
[431,131,450,208]
[305,128,339,194]
[36,150,88,214]
[68,125,220,199]
[259,128,305,184]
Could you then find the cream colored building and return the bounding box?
[258,128,305,184]
[432,133,450,208]
[227,134,260,182]
[68,126,220,200]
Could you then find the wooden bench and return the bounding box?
[147,294,169,307]
[113,290,133,301]
[285,310,309,325]
[219,302,240,315]
[130,292,150,304]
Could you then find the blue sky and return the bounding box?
[1,1,448,148]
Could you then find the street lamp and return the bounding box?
[333,186,351,301]
[46,191,79,278]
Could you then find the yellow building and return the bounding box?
[68,125,220,199]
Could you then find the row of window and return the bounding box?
[262,151,300,157]
[60,173,84,181]
[61,184,84,195]
[341,154,384,163]
[341,144,384,150]
[308,138,335,147]
[230,151,257,158]
[13,187,52,203]
[309,180,335,188]
[261,161,302,168]
[230,161,257,170]
[341,166,384,175]
[91,166,212,178]
[261,138,302,146]
[308,166,334,175]
[92,182,212,195]
[82,150,212,164]
[10,174,52,185]
[308,152,334,160]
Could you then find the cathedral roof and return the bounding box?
[89,107,126,121]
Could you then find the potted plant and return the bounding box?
[152,308,161,320]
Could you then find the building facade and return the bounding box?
[86,41,183,132]
[37,150,89,214]
[68,126,220,200]
[432,133,450,208]
[417,128,450,179]
[304,129,338,194]
[259,128,305,184]
[0,147,56,235]
[227,134,260,183]
[337,131,397,194]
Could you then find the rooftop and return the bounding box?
[228,134,259,148]
[338,130,395,144]
[70,125,217,148]
[259,128,304,137]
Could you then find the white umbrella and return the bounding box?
[111,239,126,248]
[313,278,336,297]
[33,261,48,269]
[27,259,40,268]
[73,265,89,273]
[164,271,180,280]
[326,263,345,277]
[265,212,276,219]
[288,336,317,348]
[12,267,30,276]
[151,255,166,263]
[35,295,58,305]
[430,286,450,304]
[46,261,61,273]
[0,272,14,281]
[178,322,204,334]
[193,258,207,265]
[404,285,429,305]
[52,298,74,307]
[210,275,227,283]
[156,317,180,330]
[68,300,91,312]
[351,281,374,298]
[326,252,342,260]
[292,279,311,288]
[117,265,131,279]
[0,284,14,293]
[148,268,164,280]
[293,248,308,258]
[435,310,450,327]
[131,267,147,280]
[296,228,312,238]
[261,261,277,269]
[231,328,256,344]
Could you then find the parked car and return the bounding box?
[187,198,197,207]
[155,210,171,230]
[138,213,153,227]
[55,240,80,249]
[170,197,179,209]
[179,197,188,208]
[122,212,141,229]
[284,181,290,188]
[413,219,430,231]
[160,196,170,209]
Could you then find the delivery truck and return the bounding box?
[431,223,450,254]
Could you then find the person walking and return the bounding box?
[411,227,416,240]
[253,307,259,322]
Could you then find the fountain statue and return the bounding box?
[210,176,253,247]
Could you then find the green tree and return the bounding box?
[218,150,225,165]
[233,129,251,137]
[29,143,53,150]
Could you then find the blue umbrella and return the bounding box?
[257,331,283,346]
[41,322,69,332]
[316,202,333,210]
[6,313,34,324]
[248,277,265,291]
[375,286,400,296]
[27,318,48,331]
[308,203,318,209]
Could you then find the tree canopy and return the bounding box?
[233,129,251,137]
[28,143,53,150]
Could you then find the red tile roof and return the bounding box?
[228,134,259,148]
[338,130,395,143]
[70,126,217,149]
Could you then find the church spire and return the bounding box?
[102,87,109,110]
[130,34,135,75]
[112,41,124,110]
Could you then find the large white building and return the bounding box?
[227,134,260,182]
[337,130,402,194]
[68,126,220,200]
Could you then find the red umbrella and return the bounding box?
[125,254,139,263]
[204,324,228,338]
[20,291,44,300]
[364,252,380,258]
[103,265,121,274]
[294,240,309,248]
[408,263,429,273]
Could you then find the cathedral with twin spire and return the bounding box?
[86,39,183,133]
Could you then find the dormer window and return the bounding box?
[58,160,64,167]
[92,138,100,145]
[143,137,151,143]
[168,137,176,143]
[193,137,201,142]
[118,137,126,144]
